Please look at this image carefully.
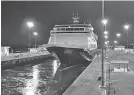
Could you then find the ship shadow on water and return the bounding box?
[50,60,91,95]
[46,47,98,94]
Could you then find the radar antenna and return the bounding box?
[72,12,80,24]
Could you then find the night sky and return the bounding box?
[1,1,134,47]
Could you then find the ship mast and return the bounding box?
[72,13,80,24]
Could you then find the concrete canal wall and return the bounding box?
[62,55,104,95]
[1,51,55,69]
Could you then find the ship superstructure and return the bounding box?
[46,13,98,67]
[48,13,98,50]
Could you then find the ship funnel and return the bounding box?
[72,13,80,24]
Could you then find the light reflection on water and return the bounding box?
[23,65,40,95]
[1,59,61,95]
[52,60,61,77]
[1,59,85,95]
[22,60,60,95]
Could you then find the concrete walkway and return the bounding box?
[63,49,134,95]
[63,55,105,95]
[106,50,134,95]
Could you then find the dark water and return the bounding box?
[1,58,88,95]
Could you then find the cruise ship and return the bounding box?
[46,13,98,67]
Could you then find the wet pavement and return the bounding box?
[1,58,88,95]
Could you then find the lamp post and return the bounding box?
[101,19,108,87]
[124,24,129,49]
[102,19,108,46]
[116,33,121,45]
[26,21,34,52]
[33,32,38,48]
[102,19,108,30]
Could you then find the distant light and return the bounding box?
[27,22,34,28]
[114,40,117,44]
[124,24,129,30]
[102,19,107,25]
[116,33,121,37]
[104,35,108,39]
[104,31,108,35]
[105,41,109,44]
[33,32,38,36]
[107,41,109,43]
[105,41,108,45]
